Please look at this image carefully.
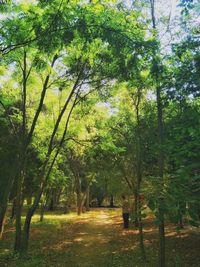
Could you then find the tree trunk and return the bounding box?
[14,169,24,252]
[40,200,45,222]
[21,211,32,253]
[134,191,139,227]
[10,198,17,222]
[109,195,114,208]
[54,189,61,209]
[0,204,7,239]
[157,85,165,267]
[135,87,146,260]
[158,207,165,267]
[138,195,146,260]
[0,172,16,238]
[39,192,50,222]
[20,182,45,253]
[86,187,90,211]
[77,192,82,216]
[14,198,22,251]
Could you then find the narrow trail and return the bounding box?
[43,209,138,267]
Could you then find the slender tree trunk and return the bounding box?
[135,87,146,260]
[157,85,165,267]
[55,188,62,207]
[14,169,24,252]
[158,208,165,267]
[20,183,45,253]
[86,187,90,211]
[149,1,165,265]
[0,175,15,238]
[77,193,82,215]
[40,202,45,223]
[134,191,139,227]
[10,198,17,222]
[40,191,51,222]
[76,177,82,215]
[0,158,17,237]
[0,204,7,239]
[138,194,146,260]
[14,51,28,252]
[109,195,114,208]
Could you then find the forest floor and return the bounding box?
[0,208,200,267]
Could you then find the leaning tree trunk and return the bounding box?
[0,185,12,238]
[0,171,16,238]
[10,198,17,222]
[20,181,45,253]
[0,204,7,239]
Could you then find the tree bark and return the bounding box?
[157,85,165,267]
[134,191,139,227]
[77,192,82,216]
[135,87,146,260]
[0,174,15,238]
[86,187,90,211]
[10,198,17,222]
[0,204,7,239]
[138,194,146,260]
[14,169,24,252]
[109,195,114,208]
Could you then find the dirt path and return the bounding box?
[43,209,137,267]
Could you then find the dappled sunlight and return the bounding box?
[120,228,138,236]
[79,232,88,236]
[0,248,11,255]
[95,213,109,219]
[43,240,73,251]
[165,231,178,237]
[121,244,138,252]
[144,239,154,245]
[74,237,84,242]
[143,227,157,233]
[176,233,189,238]
[3,228,15,234]
[30,212,78,223]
